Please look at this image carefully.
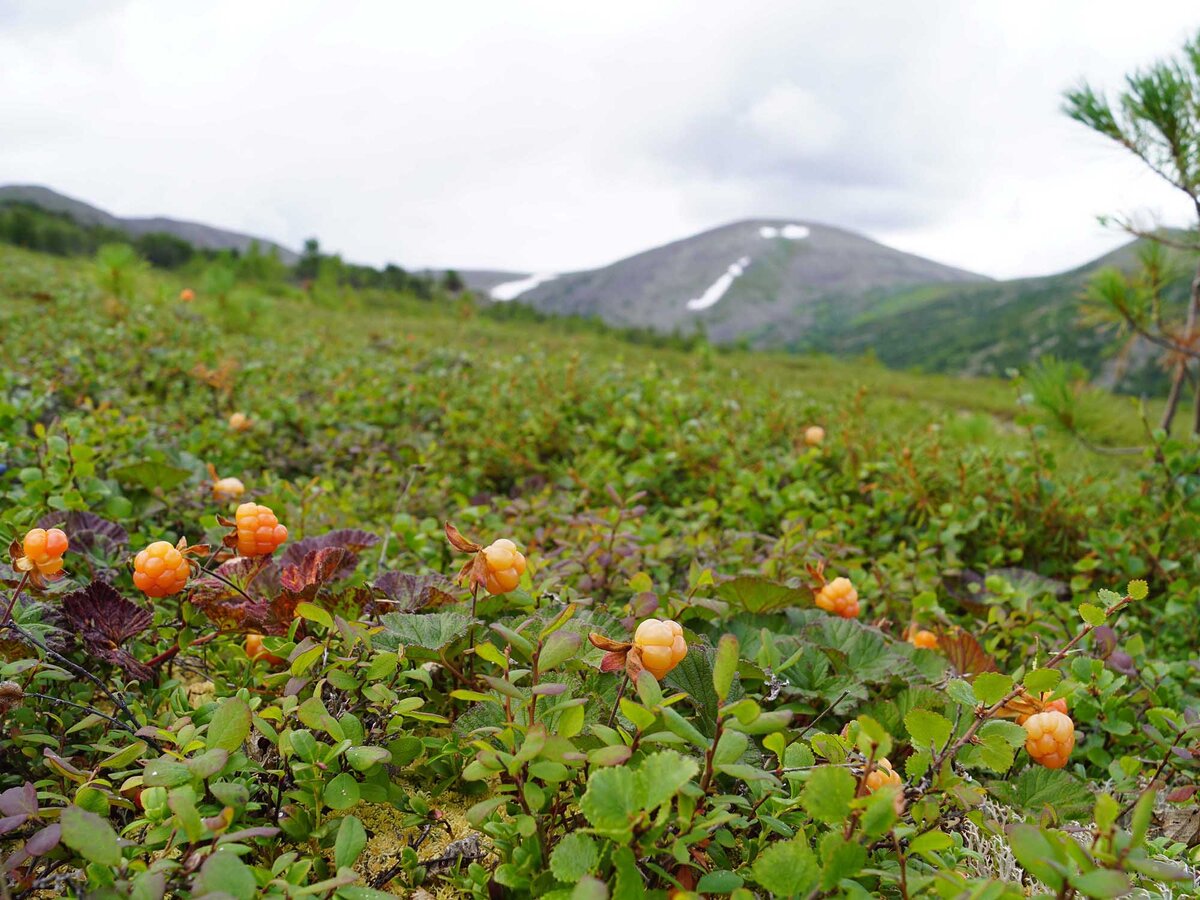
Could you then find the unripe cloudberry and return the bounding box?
[865,757,903,793]
[133,541,191,598]
[235,503,288,557]
[482,538,526,595]
[634,618,688,680]
[21,528,69,577]
[815,577,859,618]
[1024,710,1075,769]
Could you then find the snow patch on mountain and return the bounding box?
[760,224,810,240]
[686,257,751,311]
[490,272,557,301]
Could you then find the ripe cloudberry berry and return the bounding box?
[1024,710,1075,769]
[815,577,859,618]
[21,528,69,577]
[1017,693,1068,725]
[235,503,288,557]
[909,629,938,650]
[634,618,688,680]
[482,538,526,595]
[133,541,191,598]
[212,476,246,503]
[804,425,826,447]
[246,633,285,666]
[228,412,252,432]
[179,288,195,302]
[865,757,903,792]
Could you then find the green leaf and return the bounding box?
[1023,668,1062,694]
[346,746,392,772]
[1130,788,1156,847]
[905,708,952,752]
[186,748,229,779]
[207,697,252,751]
[110,460,191,492]
[801,766,856,825]
[290,644,324,675]
[143,758,192,787]
[1078,602,1106,626]
[379,612,472,651]
[1070,869,1131,897]
[558,703,585,739]
[467,798,505,827]
[335,815,367,869]
[986,767,1095,820]
[298,695,345,740]
[819,831,866,889]
[966,720,1027,772]
[60,806,121,866]
[695,870,743,893]
[716,576,808,613]
[1126,580,1148,601]
[295,601,333,629]
[713,634,739,704]
[972,672,1013,706]
[550,832,599,883]
[196,850,257,899]
[636,750,699,812]
[1006,824,1065,889]
[751,835,819,897]
[539,630,581,671]
[324,773,360,810]
[580,766,638,841]
[571,876,608,900]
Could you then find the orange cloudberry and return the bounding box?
[235,503,288,557]
[634,618,688,680]
[909,629,938,650]
[133,541,191,598]
[482,538,526,595]
[228,412,252,432]
[21,528,69,577]
[815,576,860,618]
[212,476,246,503]
[804,425,826,447]
[865,757,903,792]
[1024,710,1075,769]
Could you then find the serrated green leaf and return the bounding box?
[905,708,952,751]
[972,672,1013,706]
[1078,602,1106,626]
[751,835,819,896]
[801,766,856,824]
[550,832,598,883]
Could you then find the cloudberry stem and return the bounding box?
[146,630,221,670]
[606,676,628,728]
[0,571,30,625]
[466,580,480,682]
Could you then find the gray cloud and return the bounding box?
[0,0,1197,278]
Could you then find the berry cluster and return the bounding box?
[133,541,191,598]
[634,618,688,680]
[235,503,288,557]
[1023,710,1075,769]
[21,528,69,578]
[482,539,527,595]
[815,577,860,618]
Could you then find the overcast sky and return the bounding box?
[2,1,1199,279]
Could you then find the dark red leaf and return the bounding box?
[599,650,627,673]
[279,529,378,578]
[625,645,645,681]
[374,571,458,612]
[24,822,61,855]
[61,581,153,681]
[189,558,295,635]
[280,547,348,596]
[0,783,36,818]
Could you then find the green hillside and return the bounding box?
[2,244,1199,897]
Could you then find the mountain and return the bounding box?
[0,185,298,262]
[485,219,988,344]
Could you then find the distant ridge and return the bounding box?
[0,185,298,263]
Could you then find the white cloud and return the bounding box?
[0,0,1197,278]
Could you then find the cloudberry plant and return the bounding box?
[815,576,860,618]
[634,618,687,680]
[482,538,526,595]
[19,528,69,578]
[133,541,191,598]
[234,503,288,557]
[1024,709,1075,769]
[865,757,902,792]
